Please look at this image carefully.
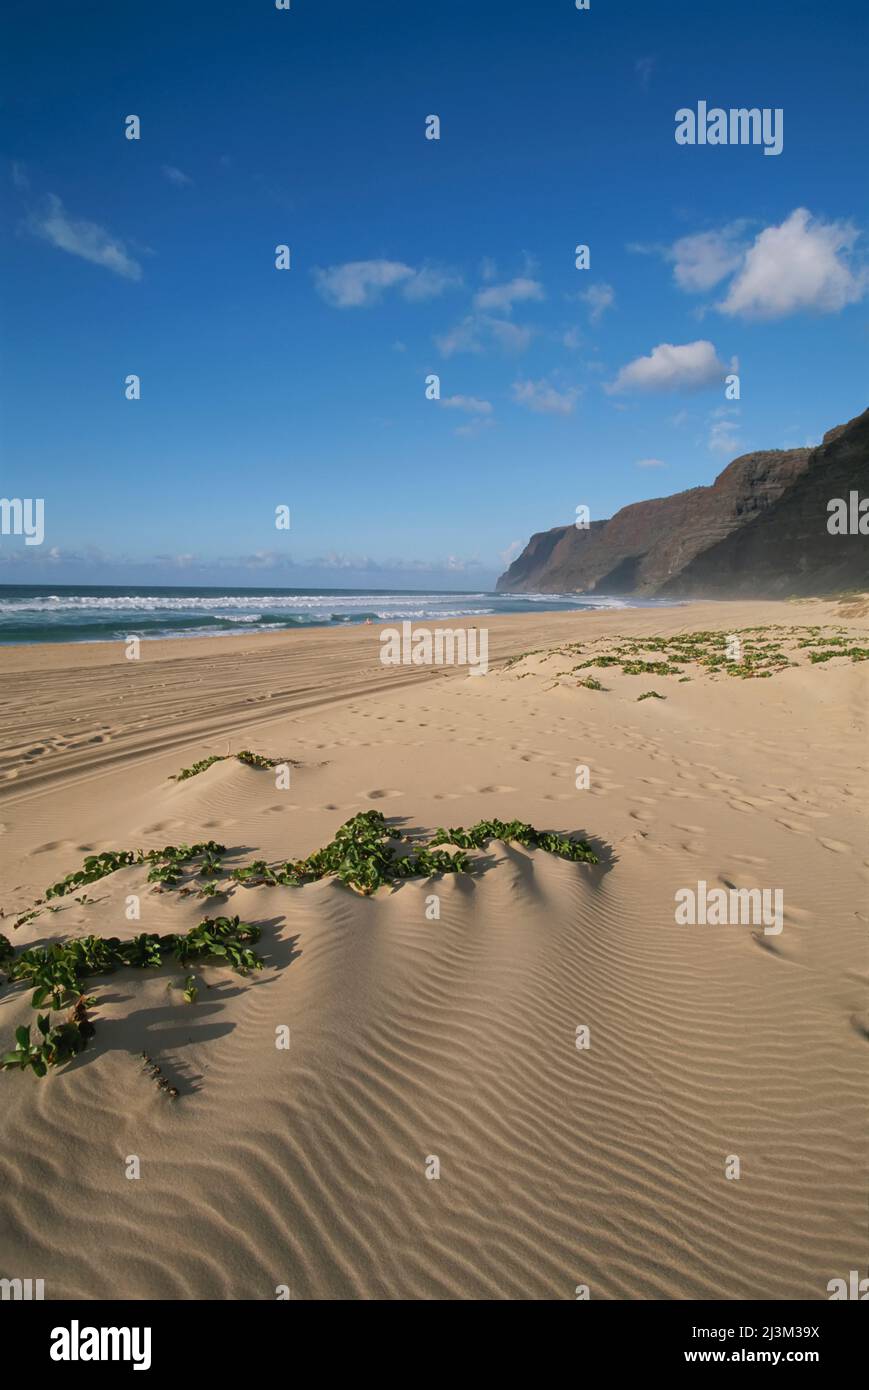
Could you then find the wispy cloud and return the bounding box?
[435,313,534,356]
[498,539,523,566]
[512,378,580,415]
[629,222,749,292]
[579,282,615,323]
[435,316,481,355]
[487,318,534,351]
[27,194,143,280]
[162,165,192,188]
[669,223,749,291]
[706,405,742,455]
[402,266,462,301]
[473,276,544,313]
[313,258,460,308]
[635,457,667,468]
[440,395,493,415]
[454,416,494,438]
[607,340,726,394]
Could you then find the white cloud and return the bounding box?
[580,282,615,322]
[717,208,867,319]
[669,223,748,291]
[636,457,667,468]
[435,316,482,356]
[402,265,463,301]
[28,194,142,280]
[163,165,192,187]
[436,314,533,356]
[314,259,459,308]
[512,378,580,415]
[487,317,534,351]
[473,276,544,313]
[313,259,414,307]
[707,406,742,455]
[498,539,523,566]
[607,340,726,394]
[434,270,542,355]
[441,395,493,414]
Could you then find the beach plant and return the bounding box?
[620,659,682,676]
[808,645,869,663]
[2,809,606,1080]
[0,916,264,1077]
[171,750,287,781]
[12,909,41,930]
[42,840,228,900]
[235,750,280,769]
[22,813,603,916]
[541,625,861,687]
[140,1051,179,1099]
[118,933,165,969]
[428,818,598,864]
[197,849,224,878]
[170,916,262,972]
[228,810,599,895]
[171,755,224,781]
[1,1002,94,1078]
[45,850,138,900]
[229,810,471,896]
[147,862,182,889]
[637,690,665,701]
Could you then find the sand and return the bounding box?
[0,597,866,1300]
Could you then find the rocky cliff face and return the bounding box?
[496,408,869,597]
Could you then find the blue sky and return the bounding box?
[2,0,867,588]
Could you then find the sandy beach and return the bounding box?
[0,597,866,1300]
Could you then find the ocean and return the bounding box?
[0,585,680,644]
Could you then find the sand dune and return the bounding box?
[0,599,866,1299]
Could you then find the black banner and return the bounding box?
[4,1298,865,1374]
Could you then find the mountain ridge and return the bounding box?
[496,408,869,597]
